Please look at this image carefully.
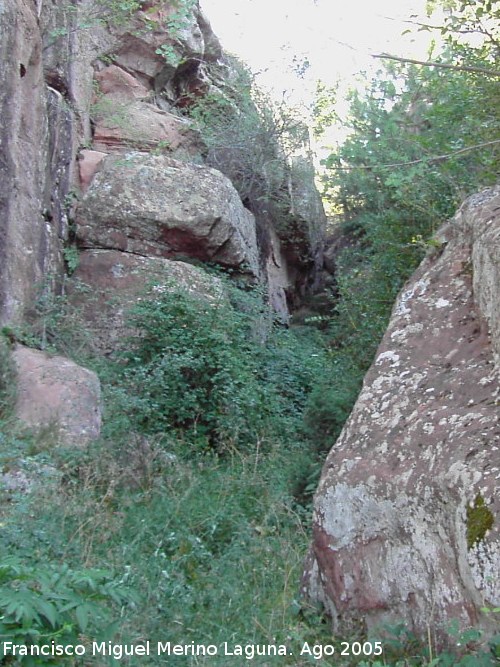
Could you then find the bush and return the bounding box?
[117,278,335,455]
[0,335,16,420]
[118,282,273,449]
[0,558,136,665]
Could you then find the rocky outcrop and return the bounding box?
[76,153,260,276]
[285,156,326,292]
[91,64,201,155]
[0,0,114,325]
[92,98,200,155]
[265,228,295,321]
[13,345,101,446]
[304,187,500,641]
[70,249,225,354]
[0,0,326,454]
[457,187,500,365]
[0,0,325,328]
[108,2,221,91]
[0,0,221,325]
[0,0,64,324]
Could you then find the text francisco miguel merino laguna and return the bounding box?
[2,641,294,660]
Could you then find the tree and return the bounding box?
[306,2,500,448]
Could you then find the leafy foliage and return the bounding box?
[0,335,16,420]
[116,278,332,453]
[187,57,307,202]
[185,56,313,258]
[4,284,94,358]
[312,4,500,449]
[426,0,500,63]
[0,557,135,665]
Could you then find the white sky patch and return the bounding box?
[199,0,438,160]
[200,0,434,107]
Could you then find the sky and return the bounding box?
[199,0,435,136]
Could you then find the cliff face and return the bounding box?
[0,0,326,328]
[304,186,500,640]
[0,0,64,324]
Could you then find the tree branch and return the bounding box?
[372,52,500,77]
[329,139,500,171]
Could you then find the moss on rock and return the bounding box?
[466,495,494,549]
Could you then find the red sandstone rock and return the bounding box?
[304,187,500,641]
[69,249,225,354]
[13,345,101,446]
[76,153,260,276]
[92,101,199,155]
[95,64,149,101]
[78,149,107,191]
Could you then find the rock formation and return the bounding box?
[0,0,66,325]
[13,345,101,446]
[0,0,326,446]
[0,0,325,330]
[304,186,500,641]
[69,249,225,354]
[76,153,260,275]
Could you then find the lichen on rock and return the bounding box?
[304,186,500,639]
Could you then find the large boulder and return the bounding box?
[304,187,500,640]
[69,249,225,354]
[76,153,260,276]
[12,345,101,446]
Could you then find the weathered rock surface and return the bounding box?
[0,0,324,327]
[0,0,225,325]
[94,64,150,102]
[12,345,101,446]
[286,156,326,292]
[265,228,295,321]
[109,2,221,92]
[70,249,224,354]
[78,149,107,191]
[0,0,62,324]
[304,187,500,640]
[76,153,260,276]
[456,187,500,364]
[92,99,200,155]
[0,0,115,325]
[91,63,202,156]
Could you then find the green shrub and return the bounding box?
[119,283,273,449]
[117,279,335,455]
[0,557,136,665]
[0,335,16,420]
